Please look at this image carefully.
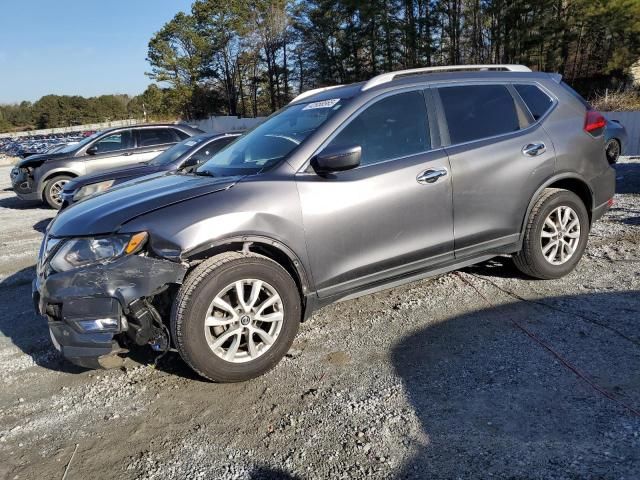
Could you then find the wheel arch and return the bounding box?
[520,174,594,241]
[38,170,79,199]
[182,235,312,301]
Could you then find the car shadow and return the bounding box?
[0,266,86,374]
[615,160,640,195]
[391,290,640,478]
[462,256,530,280]
[0,195,44,210]
[247,467,301,479]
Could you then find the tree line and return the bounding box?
[146,0,640,118]
[2,0,640,132]
[0,86,177,133]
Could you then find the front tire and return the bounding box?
[43,175,72,209]
[171,252,301,382]
[513,188,589,279]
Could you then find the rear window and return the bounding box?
[514,84,554,121]
[138,128,181,147]
[439,85,520,144]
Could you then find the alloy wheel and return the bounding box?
[203,279,284,363]
[540,206,581,265]
[49,179,68,206]
[605,139,620,164]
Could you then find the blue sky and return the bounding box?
[0,0,193,104]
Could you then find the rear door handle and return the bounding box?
[417,168,448,184]
[522,143,546,157]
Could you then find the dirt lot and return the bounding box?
[0,160,639,480]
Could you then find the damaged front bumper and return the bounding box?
[33,254,187,368]
[10,167,40,200]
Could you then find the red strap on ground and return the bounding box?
[454,272,640,417]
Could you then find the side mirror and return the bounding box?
[86,145,98,155]
[182,155,204,168]
[312,145,361,174]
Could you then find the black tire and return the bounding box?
[513,188,589,279]
[43,175,72,209]
[605,138,621,164]
[171,252,301,382]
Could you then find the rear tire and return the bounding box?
[171,252,301,382]
[605,138,621,164]
[43,175,72,209]
[513,188,589,279]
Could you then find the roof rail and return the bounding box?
[290,85,344,104]
[361,64,532,91]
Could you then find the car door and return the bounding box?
[296,89,454,299]
[83,129,136,174]
[434,83,556,258]
[135,127,184,163]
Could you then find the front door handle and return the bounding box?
[122,152,133,156]
[417,168,448,184]
[522,143,546,157]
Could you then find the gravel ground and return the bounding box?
[0,160,639,480]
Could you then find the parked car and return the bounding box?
[59,132,241,209]
[10,124,202,208]
[34,65,615,382]
[604,118,627,164]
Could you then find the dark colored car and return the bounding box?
[59,133,241,209]
[34,65,615,382]
[10,123,202,209]
[604,118,627,164]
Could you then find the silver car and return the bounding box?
[10,123,202,208]
[34,65,615,382]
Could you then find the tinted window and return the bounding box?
[515,84,553,120]
[439,85,520,144]
[174,129,191,140]
[326,91,430,166]
[194,136,235,160]
[138,128,181,147]
[148,134,209,166]
[92,130,133,153]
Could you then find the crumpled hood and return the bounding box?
[17,151,68,168]
[63,163,162,193]
[49,172,240,237]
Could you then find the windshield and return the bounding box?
[58,131,101,154]
[148,134,208,166]
[197,98,346,176]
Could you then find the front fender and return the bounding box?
[36,164,84,193]
[182,234,312,294]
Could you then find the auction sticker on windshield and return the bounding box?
[302,99,340,110]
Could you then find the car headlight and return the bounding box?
[49,232,148,272]
[73,179,115,201]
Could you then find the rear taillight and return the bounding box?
[584,110,606,135]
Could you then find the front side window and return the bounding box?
[515,84,554,121]
[92,130,133,153]
[138,128,181,147]
[198,98,347,177]
[148,134,209,166]
[325,91,430,166]
[439,85,520,144]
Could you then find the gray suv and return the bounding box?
[33,65,615,382]
[10,123,202,208]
